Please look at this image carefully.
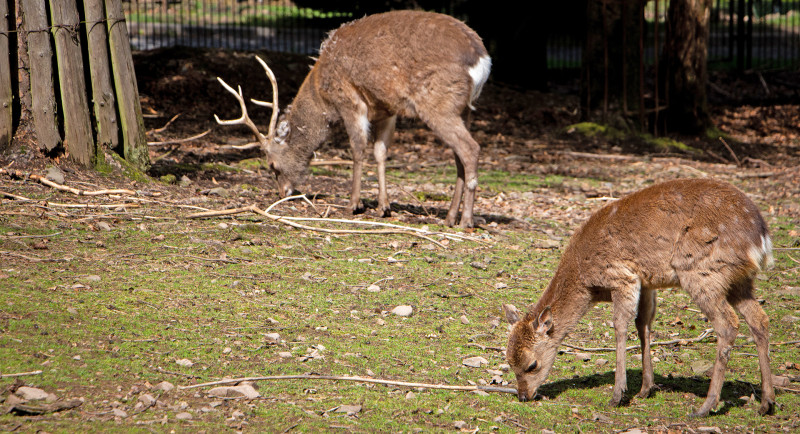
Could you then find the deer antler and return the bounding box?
[214,55,280,150]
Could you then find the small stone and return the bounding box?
[462,356,488,368]
[138,394,156,407]
[367,284,381,292]
[376,318,386,326]
[112,408,128,418]
[278,351,293,358]
[223,347,232,354]
[773,375,791,387]
[207,384,260,399]
[154,381,175,392]
[405,391,416,399]
[691,360,714,376]
[392,305,413,317]
[45,166,66,184]
[179,175,192,186]
[498,363,510,372]
[494,282,508,289]
[574,352,591,362]
[366,369,376,377]
[72,355,82,361]
[264,333,281,343]
[175,358,194,367]
[335,404,362,416]
[470,261,487,270]
[460,315,470,324]
[208,187,228,197]
[454,421,468,429]
[595,358,608,366]
[472,390,490,396]
[85,275,101,282]
[697,427,722,434]
[592,412,612,423]
[96,222,112,231]
[230,409,245,419]
[16,386,49,401]
[175,412,193,420]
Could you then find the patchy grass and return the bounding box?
[1,158,799,433]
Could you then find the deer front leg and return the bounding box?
[342,105,370,215]
[635,289,657,399]
[610,286,640,407]
[373,116,396,217]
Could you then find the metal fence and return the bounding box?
[123,0,800,71]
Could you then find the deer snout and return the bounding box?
[517,391,530,402]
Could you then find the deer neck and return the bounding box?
[284,70,334,162]
[532,267,591,344]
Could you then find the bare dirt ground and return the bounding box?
[125,47,800,230]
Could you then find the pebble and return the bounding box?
[391,305,413,317]
[462,356,488,368]
[278,351,293,358]
[264,332,281,343]
[175,358,193,367]
[208,384,261,399]
[138,394,156,407]
[45,166,65,184]
[153,381,175,392]
[175,412,193,420]
[16,386,49,401]
[112,408,128,418]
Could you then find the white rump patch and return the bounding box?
[748,234,774,270]
[467,55,492,110]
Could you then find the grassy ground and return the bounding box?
[1,153,798,432]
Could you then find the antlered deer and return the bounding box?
[215,10,491,228]
[502,178,775,417]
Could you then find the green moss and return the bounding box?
[160,174,177,184]
[565,122,625,140]
[646,135,701,154]
[238,158,268,170]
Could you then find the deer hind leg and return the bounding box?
[682,276,740,417]
[424,116,479,228]
[341,102,371,214]
[610,283,641,407]
[635,289,657,399]
[731,281,775,415]
[372,116,396,218]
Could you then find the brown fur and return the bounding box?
[502,178,775,416]
[267,10,490,228]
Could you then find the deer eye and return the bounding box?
[525,360,538,373]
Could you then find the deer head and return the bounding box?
[502,304,559,402]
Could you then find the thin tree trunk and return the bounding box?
[0,0,12,150]
[51,0,96,166]
[105,0,150,170]
[83,0,120,152]
[664,0,713,133]
[19,0,60,152]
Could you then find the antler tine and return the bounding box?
[214,77,269,148]
[252,55,280,140]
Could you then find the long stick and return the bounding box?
[562,328,714,353]
[179,374,517,395]
[0,370,43,378]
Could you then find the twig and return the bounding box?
[558,151,639,162]
[179,374,517,394]
[0,251,68,263]
[718,137,741,167]
[148,113,181,134]
[147,129,211,146]
[310,159,354,167]
[0,370,43,378]
[561,328,714,352]
[2,232,62,239]
[7,399,83,415]
[775,385,800,393]
[466,343,505,352]
[1,168,137,196]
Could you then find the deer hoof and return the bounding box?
[759,399,775,416]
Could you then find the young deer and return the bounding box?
[502,178,775,417]
[215,10,491,228]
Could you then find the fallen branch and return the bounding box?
[147,129,211,146]
[0,370,43,378]
[147,113,181,135]
[1,168,137,196]
[1,191,139,209]
[186,199,487,248]
[179,374,517,395]
[561,328,714,353]
[7,399,83,416]
[718,137,741,167]
[310,159,354,167]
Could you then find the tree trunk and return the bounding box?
[106,0,150,170]
[19,0,60,152]
[51,0,96,166]
[0,0,12,150]
[663,0,713,133]
[581,0,642,128]
[84,0,120,152]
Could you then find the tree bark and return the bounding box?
[51,0,96,166]
[84,0,120,152]
[19,0,60,152]
[0,0,12,150]
[581,0,642,127]
[106,0,150,171]
[663,0,713,133]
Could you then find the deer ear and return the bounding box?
[535,306,553,335]
[501,304,522,325]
